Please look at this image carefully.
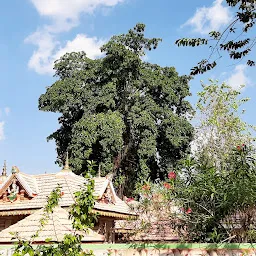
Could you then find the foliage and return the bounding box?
[39,23,194,196]
[70,176,97,231]
[175,146,256,243]
[192,80,256,169]
[119,177,178,242]
[134,146,256,243]
[134,81,256,243]
[175,0,255,75]
[176,82,256,242]
[12,172,97,255]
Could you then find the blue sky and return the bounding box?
[0,0,255,175]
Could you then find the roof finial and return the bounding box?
[11,166,16,174]
[98,164,101,178]
[2,160,7,177]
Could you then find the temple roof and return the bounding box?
[0,172,38,198]
[0,206,105,243]
[0,171,135,218]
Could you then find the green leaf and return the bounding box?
[45,237,52,243]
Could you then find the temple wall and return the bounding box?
[0,215,27,231]
[94,216,115,243]
[1,244,256,256]
[92,249,256,256]
[82,244,256,256]
[90,248,256,256]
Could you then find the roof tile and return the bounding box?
[0,207,105,243]
[0,172,134,216]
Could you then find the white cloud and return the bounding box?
[54,34,105,61]
[0,108,10,141]
[0,122,5,141]
[0,107,11,118]
[4,107,10,116]
[190,128,213,155]
[25,30,58,74]
[226,64,250,90]
[183,0,232,34]
[141,54,149,62]
[30,0,123,32]
[26,32,105,75]
[27,0,123,75]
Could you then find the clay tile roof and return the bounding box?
[92,177,135,216]
[0,207,105,243]
[94,197,132,216]
[19,173,39,195]
[0,173,38,198]
[93,177,109,198]
[0,171,135,217]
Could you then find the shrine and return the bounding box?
[0,158,136,243]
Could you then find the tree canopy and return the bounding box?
[39,24,194,196]
[176,0,255,75]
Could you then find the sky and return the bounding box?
[0,0,255,175]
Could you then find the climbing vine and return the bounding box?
[12,172,97,256]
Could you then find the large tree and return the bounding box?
[176,0,255,75]
[39,24,194,196]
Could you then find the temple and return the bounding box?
[0,159,136,244]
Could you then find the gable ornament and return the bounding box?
[7,179,19,203]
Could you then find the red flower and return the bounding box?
[142,184,150,191]
[237,145,241,150]
[186,208,192,214]
[168,171,176,180]
[126,197,134,202]
[60,192,64,197]
[164,182,171,189]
